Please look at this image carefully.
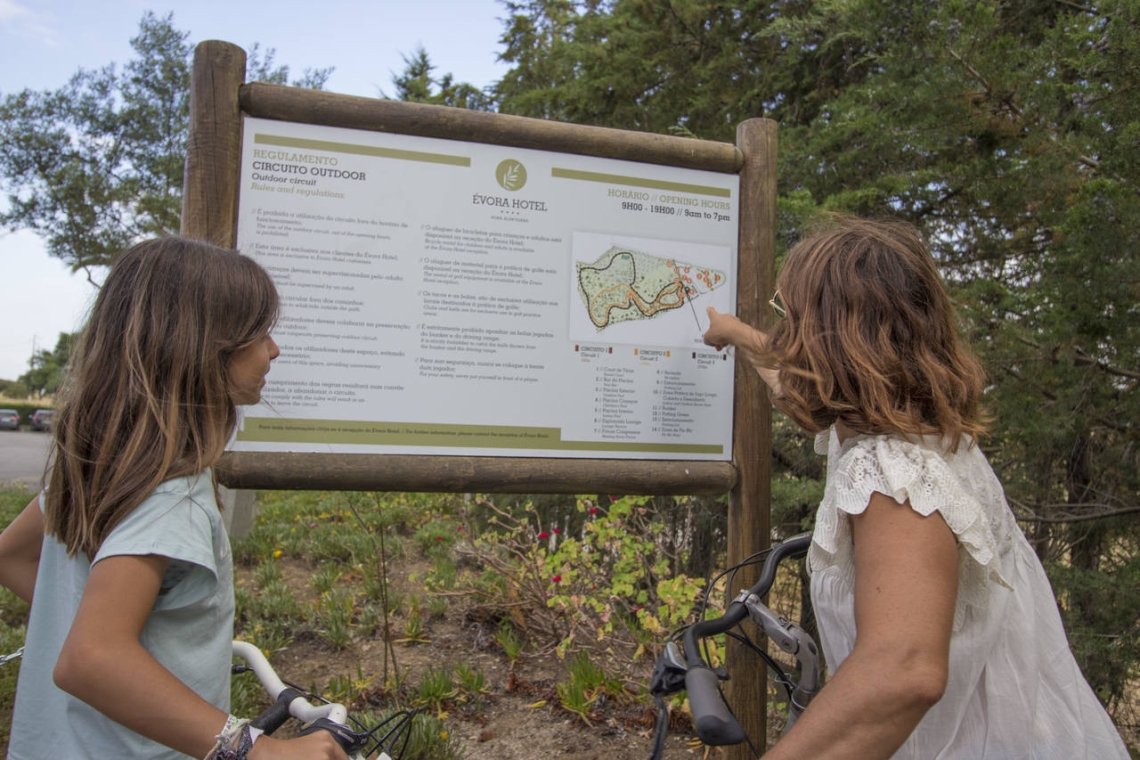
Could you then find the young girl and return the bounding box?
[703,217,1129,759]
[0,238,346,759]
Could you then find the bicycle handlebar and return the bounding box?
[233,642,350,726]
[680,533,813,747]
[231,641,368,757]
[681,533,812,667]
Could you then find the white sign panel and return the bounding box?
[233,117,739,460]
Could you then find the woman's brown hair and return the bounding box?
[767,216,987,447]
[44,237,279,557]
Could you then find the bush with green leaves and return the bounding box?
[456,495,710,657]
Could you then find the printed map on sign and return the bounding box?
[576,245,727,330]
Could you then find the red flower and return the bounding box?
[588,508,598,515]
[553,528,561,534]
[435,536,442,541]
[538,531,550,540]
[552,575,562,583]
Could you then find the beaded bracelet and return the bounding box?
[204,715,256,760]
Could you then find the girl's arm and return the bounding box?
[703,306,781,394]
[53,553,348,760]
[761,491,959,760]
[0,496,44,603]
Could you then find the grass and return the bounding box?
[0,484,33,747]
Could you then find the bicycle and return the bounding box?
[231,640,416,759]
[647,532,821,759]
[0,640,417,759]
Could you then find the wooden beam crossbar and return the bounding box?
[240,81,743,174]
[217,452,736,495]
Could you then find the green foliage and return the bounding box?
[555,678,598,724]
[0,13,189,275]
[309,562,343,595]
[0,381,29,400]
[454,495,714,658]
[415,664,459,713]
[399,596,431,645]
[0,487,32,519]
[493,0,832,138]
[1047,531,1140,713]
[566,649,626,697]
[311,589,355,650]
[452,662,489,696]
[543,496,704,649]
[17,332,74,397]
[494,621,523,663]
[398,711,465,760]
[234,575,299,656]
[643,574,706,635]
[425,552,458,591]
[387,46,492,110]
[245,42,334,90]
[414,518,462,554]
[0,12,330,275]
[555,650,630,724]
[0,597,25,747]
[426,594,449,620]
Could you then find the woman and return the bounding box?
[703,216,1129,758]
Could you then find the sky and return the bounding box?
[0,0,512,382]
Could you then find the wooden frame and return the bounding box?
[182,40,776,754]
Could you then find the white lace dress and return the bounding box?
[808,428,1130,759]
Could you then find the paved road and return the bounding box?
[0,430,259,536]
[0,430,53,490]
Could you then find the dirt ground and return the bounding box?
[272,627,700,760]
[249,558,720,760]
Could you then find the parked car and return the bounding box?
[29,409,54,432]
[0,409,19,430]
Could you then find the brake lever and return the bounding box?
[742,595,822,730]
[649,641,688,696]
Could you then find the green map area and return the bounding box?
[576,245,727,330]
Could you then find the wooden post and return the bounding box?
[181,40,255,534]
[181,40,246,246]
[724,118,778,757]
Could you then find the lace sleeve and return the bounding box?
[814,430,830,456]
[808,434,1013,630]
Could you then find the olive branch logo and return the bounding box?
[495,159,527,192]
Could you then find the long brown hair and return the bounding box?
[44,237,279,557]
[767,216,987,447]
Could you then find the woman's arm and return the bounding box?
[0,496,44,603]
[53,553,347,759]
[762,491,959,760]
[702,306,781,394]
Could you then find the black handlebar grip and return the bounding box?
[250,687,304,733]
[684,666,746,746]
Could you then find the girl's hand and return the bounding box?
[248,732,350,760]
